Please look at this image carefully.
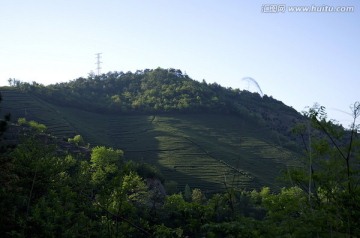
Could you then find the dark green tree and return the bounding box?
[0,93,14,235]
[283,103,360,237]
[0,93,10,141]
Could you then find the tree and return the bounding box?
[0,93,10,140]
[68,134,85,146]
[184,184,192,202]
[0,93,15,234]
[286,103,360,237]
[28,120,47,132]
[90,146,123,185]
[7,78,21,87]
[192,188,205,204]
[17,118,47,133]
[0,92,12,183]
[89,146,153,237]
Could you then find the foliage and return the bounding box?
[134,162,165,182]
[0,135,154,237]
[17,117,47,132]
[15,68,301,139]
[1,90,359,237]
[1,85,301,192]
[0,93,13,233]
[68,134,85,146]
[17,117,26,125]
[285,103,360,237]
[0,93,10,139]
[90,146,123,185]
[1,69,306,192]
[183,184,192,201]
[192,188,205,204]
[164,180,178,195]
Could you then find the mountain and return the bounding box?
[1,68,304,192]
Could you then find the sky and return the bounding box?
[1,0,359,127]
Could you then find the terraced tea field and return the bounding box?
[1,88,300,192]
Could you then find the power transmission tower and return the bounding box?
[95,53,102,75]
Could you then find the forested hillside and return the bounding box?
[10,68,301,136]
[2,68,304,192]
[1,91,359,237]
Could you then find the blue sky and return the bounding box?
[1,0,359,126]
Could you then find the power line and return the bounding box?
[95,53,102,75]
